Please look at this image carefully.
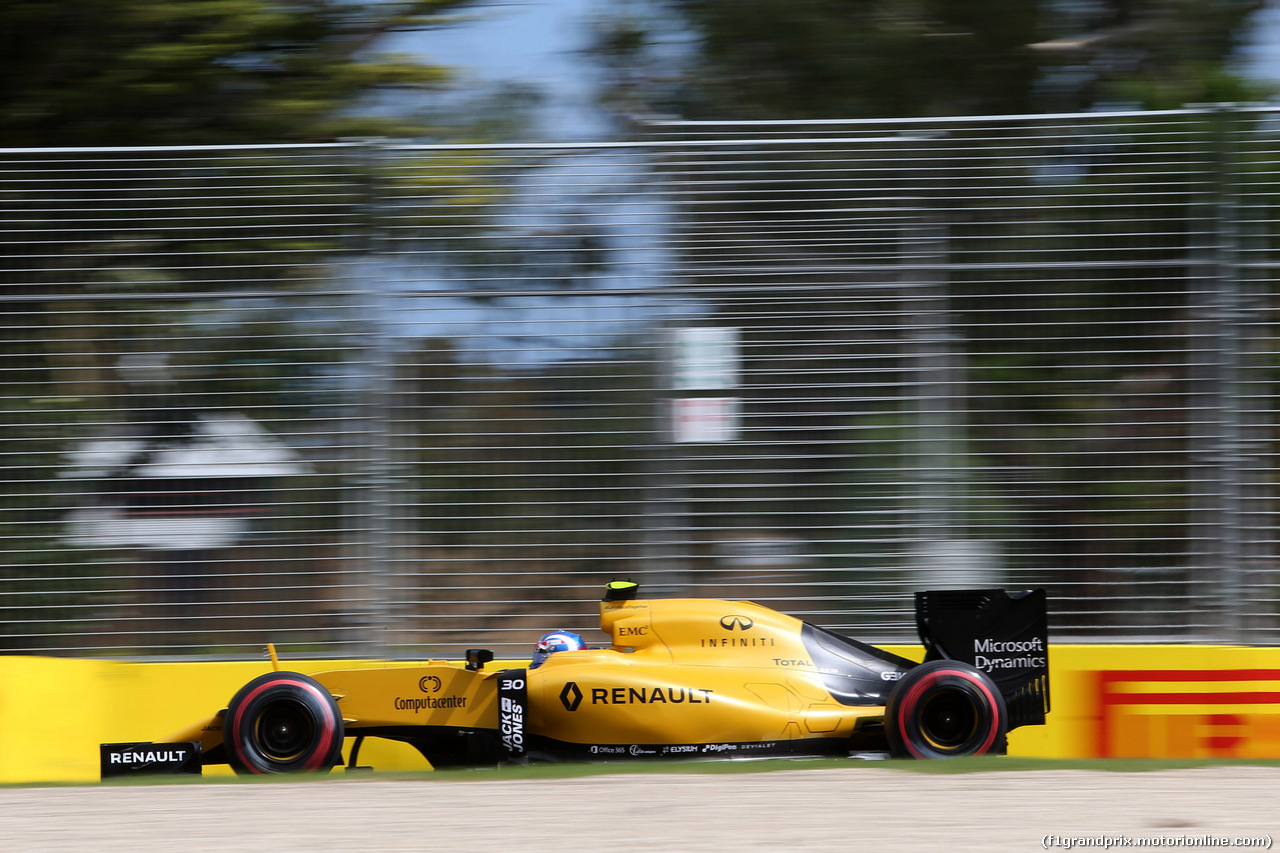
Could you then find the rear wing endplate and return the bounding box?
[915,588,1050,730]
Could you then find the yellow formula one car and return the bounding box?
[100,582,1049,777]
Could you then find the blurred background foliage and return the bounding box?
[2,1,1280,652]
[591,0,1272,122]
[0,0,472,146]
[0,1,1272,146]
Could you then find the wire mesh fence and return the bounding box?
[3,106,1280,658]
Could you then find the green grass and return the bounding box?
[447,755,1280,779]
[74,754,1280,789]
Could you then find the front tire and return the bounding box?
[224,672,344,775]
[885,660,1006,759]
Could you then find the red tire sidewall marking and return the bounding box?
[896,668,1001,759]
[230,678,337,773]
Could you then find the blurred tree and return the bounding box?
[1033,0,1268,110]
[0,0,471,146]
[592,0,1268,121]
[0,0,505,404]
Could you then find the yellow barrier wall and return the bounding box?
[0,656,446,783]
[1013,645,1280,761]
[5,646,1280,783]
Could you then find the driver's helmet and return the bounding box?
[531,630,584,668]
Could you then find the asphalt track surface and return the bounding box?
[2,766,1277,852]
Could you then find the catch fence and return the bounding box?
[3,105,1280,657]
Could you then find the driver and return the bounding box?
[530,630,584,668]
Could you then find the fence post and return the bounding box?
[1206,106,1246,642]
[352,139,396,658]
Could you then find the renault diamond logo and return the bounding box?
[560,682,583,712]
[720,615,753,631]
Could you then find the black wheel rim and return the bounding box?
[919,690,980,750]
[255,699,315,762]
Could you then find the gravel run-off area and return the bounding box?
[1,766,1277,852]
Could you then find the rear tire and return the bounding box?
[224,672,344,775]
[885,660,1006,759]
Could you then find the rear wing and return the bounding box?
[915,588,1050,730]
